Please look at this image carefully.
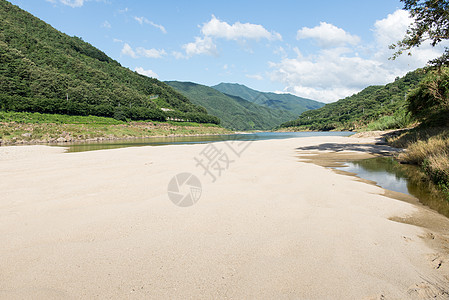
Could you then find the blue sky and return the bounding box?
[8,0,445,102]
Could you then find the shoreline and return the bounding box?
[0,129,353,148]
[1,136,448,298]
[299,150,449,226]
[0,119,233,146]
[0,132,237,146]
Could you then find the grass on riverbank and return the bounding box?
[0,111,232,144]
[387,126,449,197]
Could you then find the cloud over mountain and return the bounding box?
[202,15,282,41]
[297,22,360,48]
[180,15,281,58]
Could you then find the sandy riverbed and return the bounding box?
[0,136,448,299]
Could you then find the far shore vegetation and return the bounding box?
[0,111,231,145]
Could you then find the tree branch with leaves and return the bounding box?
[390,0,449,67]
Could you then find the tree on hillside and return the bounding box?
[390,0,449,67]
[407,67,449,125]
[390,0,449,126]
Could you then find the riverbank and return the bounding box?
[1,136,448,298]
[386,126,449,199]
[0,112,231,145]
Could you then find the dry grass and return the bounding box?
[427,153,449,179]
[386,126,448,148]
[392,128,449,195]
[399,137,449,165]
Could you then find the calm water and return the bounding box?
[335,157,449,218]
[62,131,353,152]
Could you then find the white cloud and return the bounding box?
[134,16,145,25]
[149,22,167,34]
[121,43,137,58]
[47,0,108,8]
[46,0,84,7]
[297,22,360,48]
[269,49,391,102]
[372,9,446,70]
[134,16,167,34]
[172,51,186,60]
[201,15,281,41]
[135,67,158,78]
[373,10,411,48]
[182,36,218,57]
[273,46,287,58]
[121,43,166,59]
[102,20,111,29]
[180,15,280,58]
[246,74,263,81]
[269,10,447,103]
[60,0,85,7]
[136,47,166,58]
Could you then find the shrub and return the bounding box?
[407,68,449,126]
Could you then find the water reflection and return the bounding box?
[62,131,353,153]
[336,157,449,218]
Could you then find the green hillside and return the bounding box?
[166,81,297,130]
[280,70,427,131]
[0,0,219,124]
[212,83,324,115]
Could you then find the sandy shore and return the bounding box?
[0,136,448,299]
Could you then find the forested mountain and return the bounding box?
[212,83,324,116]
[0,0,219,124]
[280,70,427,131]
[166,81,297,130]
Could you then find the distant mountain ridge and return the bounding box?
[212,83,324,116]
[166,81,297,130]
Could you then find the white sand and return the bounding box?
[0,136,448,299]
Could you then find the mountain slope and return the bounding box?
[166,81,297,130]
[0,0,218,124]
[280,70,427,131]
[212,83,324,115]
